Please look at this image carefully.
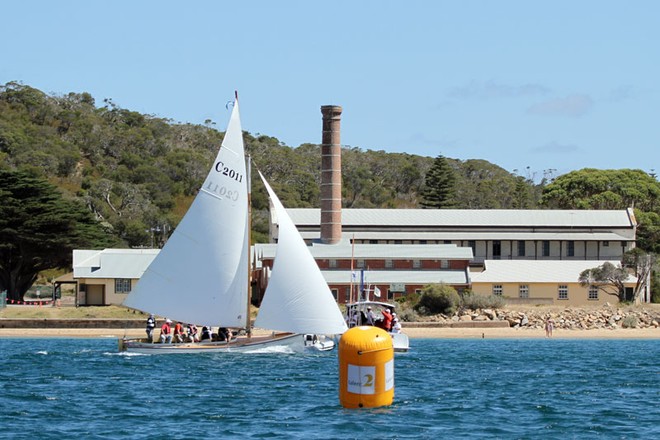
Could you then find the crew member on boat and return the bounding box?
[346,311,358,328]
[366,306,376,325]
[187,323,198,342]
[392,313,402,333]
[173,322,185,343]
[381,307,393,331]
[145,314,156,342]
[218,327,232,342]
[160,319,172,343]
[200,326,212,341]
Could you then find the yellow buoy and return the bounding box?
[339,326,394,409]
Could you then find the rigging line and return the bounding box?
[199,187,224,201]
[221,144,242,158]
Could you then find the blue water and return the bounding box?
[1,338,658,439]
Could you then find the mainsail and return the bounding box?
[124,98,249,327]
[254,171,348,335]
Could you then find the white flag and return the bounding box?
[374,286,381,297]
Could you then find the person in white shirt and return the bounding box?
[392,313,402,333]
[366,306,376,325]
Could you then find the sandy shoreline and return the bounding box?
[1,327,658,339]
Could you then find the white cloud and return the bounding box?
[406,132,455,149]
[531,141,580,154]
[606,85,637,102]
[447,80,551,100]
[527,94,593,117]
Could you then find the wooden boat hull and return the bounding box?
[120,332,307,354]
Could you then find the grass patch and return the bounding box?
[0,305,148,320]
[1,304,262,321]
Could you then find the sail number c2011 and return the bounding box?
[203,161,244,201]
[215,161,244,183]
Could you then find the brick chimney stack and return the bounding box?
[320,105,342,244]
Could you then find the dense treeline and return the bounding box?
[0,82,543,247]
[0,169,117,300]
[1,82,658,253]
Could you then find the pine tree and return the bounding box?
[421,155,457,208]
[0,169,117,300]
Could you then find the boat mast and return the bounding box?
[235,90,253,338]
[350,234,355,303]
[246,156,252,337]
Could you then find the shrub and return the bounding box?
[461,292,505,310]
[396,307,419,322]
[651,272,660,303]
[415,284,460,315]
[395,292,420,308]
[393,293,420,321]
[621,315,639,329]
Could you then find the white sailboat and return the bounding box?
[120,94,347,354]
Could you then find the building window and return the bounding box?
[468,240,476,255]
[329,259,337,268]
[387,290,394,300]
[115,279,132,294]
[542,241,550,257]
[519,285,529,298]
[567,241,575,257]
[588,286,599,300]
[441,260,449,269]
[558,285,568,300]
[331,289,338,300]
[603,241,609,247]
[444,240,452,244]
[413,260,421,268]
[493,285,503,296]
[385,259,393,269]
[357,259,365,269]
[518,240,526,257]
[415,289,422,295]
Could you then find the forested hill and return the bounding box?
[1,82,658,251]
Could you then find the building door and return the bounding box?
[86,285,105,305]
[493,241,501,260]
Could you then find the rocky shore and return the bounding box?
[1,304,659,339]
[417,304,660,330]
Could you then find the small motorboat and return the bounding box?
[344,300,410,352]
[303,334,335,352]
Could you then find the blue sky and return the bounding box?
[2,1,658,179]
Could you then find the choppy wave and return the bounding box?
[1,338,658,439]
